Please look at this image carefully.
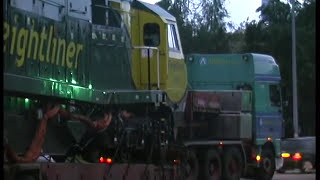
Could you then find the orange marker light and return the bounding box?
[292,153,302,160]
[256,155,261,162]
[281,153,291,158]
[267,137,272,141]
[106,158,113,164]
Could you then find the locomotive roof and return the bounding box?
[132,0,176,23]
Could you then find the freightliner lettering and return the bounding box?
[3,20,84,69]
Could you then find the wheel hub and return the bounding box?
[263,157,271,172]
[208,161,215,176]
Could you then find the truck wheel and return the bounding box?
[184,149,199,180]
[203,149,222,180]
[256,149,275,180]
[222,147,243,180]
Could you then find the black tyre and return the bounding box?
[222,147,243,180]
[202,149,222,180]
[256,148,275,180]
[183,149,199,180]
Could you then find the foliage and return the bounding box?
[249,0,315,137]
[157,0,230,54]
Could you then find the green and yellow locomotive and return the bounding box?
[4,0,186,163]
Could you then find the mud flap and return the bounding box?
[275,157,284,170]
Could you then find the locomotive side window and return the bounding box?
[168,24,180,51]
[92,0,107,25]
[143,23,160,47]
[92,0,121,28]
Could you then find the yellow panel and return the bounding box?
[167,58,187,102]
[131,9,167,90]
[130,8,187,102]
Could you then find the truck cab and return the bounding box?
[182,53,284,180]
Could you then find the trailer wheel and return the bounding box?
[222,147,243,180]
[256,148,275,180]
[183,149,199,180]
[203,149,222,180]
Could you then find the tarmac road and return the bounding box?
[241,170,316,180]
[271,172,316,180]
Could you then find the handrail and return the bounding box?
[133,46,160,90]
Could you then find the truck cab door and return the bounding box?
[254,82,283,140]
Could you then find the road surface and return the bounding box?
[272,172,316,180]
[241,170,316,180]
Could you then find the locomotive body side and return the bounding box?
[3,0,173,160]
[4,0,136,103]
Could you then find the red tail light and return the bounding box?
[99,157,104,163]
[106,158,113,164]
[292,153,302,160]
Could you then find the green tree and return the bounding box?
[244,0,315,137]
[157,0,230,54]
[295,0,315,136]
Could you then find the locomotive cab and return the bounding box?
[130,1,187,103]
